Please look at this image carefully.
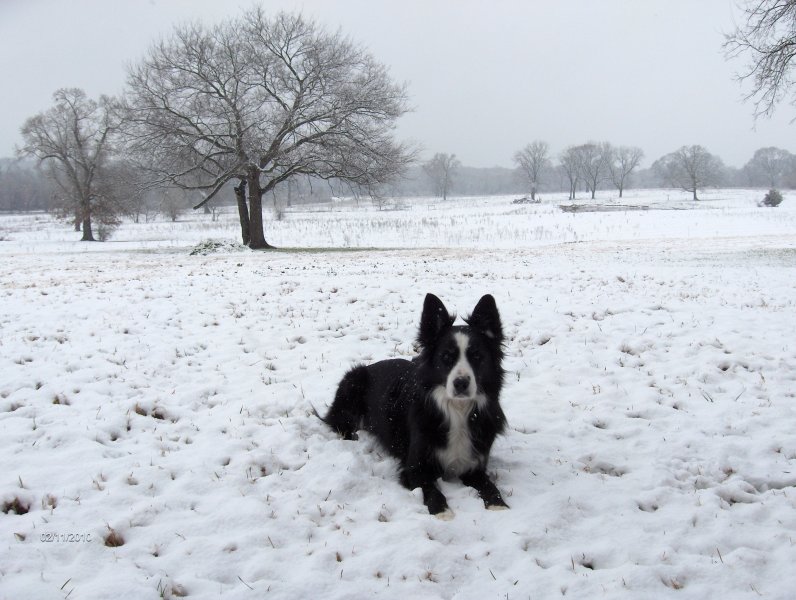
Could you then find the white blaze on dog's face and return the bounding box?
[445,332,477,401]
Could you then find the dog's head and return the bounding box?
[417,293,505,407]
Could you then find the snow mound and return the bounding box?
[189,239,249,255]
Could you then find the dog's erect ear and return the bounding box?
[467,294,503,342]
[418,293,455,348]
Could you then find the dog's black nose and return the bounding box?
[453,376,470,394]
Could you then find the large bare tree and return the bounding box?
[608,146,644,198]
[513,141,550,200]
[120,9,413,248]
[422,153,460,200]
[653,145,724,200]
[19,88,118,241]
[725,0,796,118]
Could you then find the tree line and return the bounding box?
[5,142,795,216]
[414,144,795,202]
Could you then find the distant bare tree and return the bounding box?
[423,153,461,200]
[743,146,793,187]
[653,145,724,200]
[724,0,796,118]
[513,141,550,200]
[19,88,122,240]
[559,146,582,200]
[120,9,413,249]
[160,187,193,222]
[105,161,156,224]
[609,146,645,198]
[576,142,612,200]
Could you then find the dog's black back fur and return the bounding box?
[322,293,508,516]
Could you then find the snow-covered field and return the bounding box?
[1,189,795,599]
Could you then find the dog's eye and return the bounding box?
[441,350,456,365]
[469,349,482,364]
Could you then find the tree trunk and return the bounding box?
[234,180,250,246]
[79,198,95,241]
[693,188,698,201]
[80,215,95,241]
[74,210,81,232]
[618,184,624,198]
[247,169,271,249]
[530,183,536,201]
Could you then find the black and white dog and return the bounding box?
[321,293,508,518]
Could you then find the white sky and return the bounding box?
[1,0,793,168]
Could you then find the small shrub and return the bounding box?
[760,189,783,207]
[96,223,117,242]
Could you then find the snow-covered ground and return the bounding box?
[1,189,795,599]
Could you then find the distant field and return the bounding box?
[1,188,794,251]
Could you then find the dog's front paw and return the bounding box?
[435,508,455,521]
[485,497,509,511]
[423,487,449,517]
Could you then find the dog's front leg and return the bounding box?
[400,466,449,516]
[461,469,509,510]
[401,441,450,517]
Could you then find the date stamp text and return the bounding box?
[40,532,93,543]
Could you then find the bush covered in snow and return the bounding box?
[760,189,784,207]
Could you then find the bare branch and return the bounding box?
[724,0,796,118]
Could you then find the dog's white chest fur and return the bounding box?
[432,388,483,476]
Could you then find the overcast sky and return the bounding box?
[1,0,793,168]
